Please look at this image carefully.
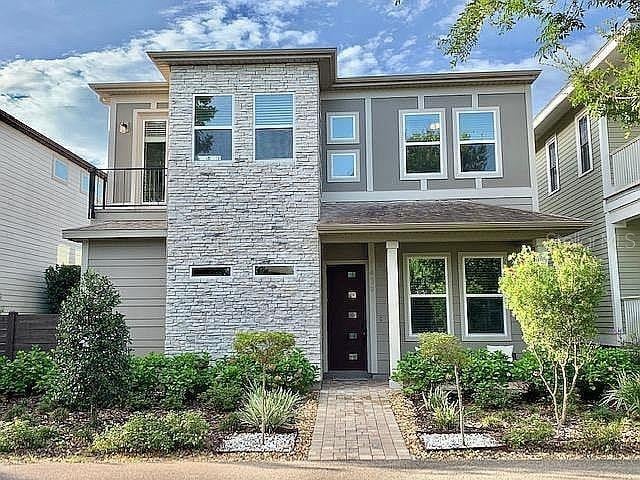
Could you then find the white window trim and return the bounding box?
[131,110,169,204]
[80,171,89,194]
[404,254,453,340]
[545,134,560,195]
[190,265,233,281]
[327,150,360,183]
[253,92,295,163]
[253,264,296,277]
[327,111,359,144]
[574,111,594,177]
[192,94,234,165]
[399,109,447,180]
[459,253,510,341]
[52,157,69,184]
[453,107,503,179]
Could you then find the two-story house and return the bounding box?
[535,36,640,346]
[0,108,97,313]
[63,48,585,375]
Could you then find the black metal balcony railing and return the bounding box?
[88,167,167,218]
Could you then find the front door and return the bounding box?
[327,264,367,371]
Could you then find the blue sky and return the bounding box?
[0,0,624,166]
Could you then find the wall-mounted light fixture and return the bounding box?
[119,122,129,134]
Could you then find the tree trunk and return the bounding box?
[559,363,569,426]
[454,365,465,446]
[261,372,266,445]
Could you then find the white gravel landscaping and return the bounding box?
[421,433,503,451]
[216,432,297,453]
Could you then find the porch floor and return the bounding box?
[308,379,412,461]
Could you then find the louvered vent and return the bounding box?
[144,120,167,139]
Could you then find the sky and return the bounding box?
[0,0,625,166]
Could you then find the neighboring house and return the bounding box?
[534,36,640,346]
[0,108,96,313]
[63,48,585,375]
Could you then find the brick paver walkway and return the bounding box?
[308,379,412,461]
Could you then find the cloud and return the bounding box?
[338,45,380,76]
[435,0,468,28]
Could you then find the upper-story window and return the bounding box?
[142,120,167,203]
[52,158,69,183]
[328,150,360,182]
[327,112,359,144]
[254,93,294,161]
[545,135,560,194]
[80,171,90,194]
[575,113,593,176]
[400,110,446,179]
[193,94,233,162]
[454,108,502,178]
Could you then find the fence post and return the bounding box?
[6,312,17,359]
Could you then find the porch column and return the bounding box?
[386,241,401,378]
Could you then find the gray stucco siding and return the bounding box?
[114,103,151,169]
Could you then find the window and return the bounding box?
[328,150,359,182]
[327,112,359,144]
[454,108,502,178]
[193,95,233,162]
[53,158,69,182]
[575,113,593,175]
[400,111,445,178]
[142,120,166,202]
[406,256,450,336]
[80,172,89,194]
[546,136,560,194]
[254,265,295,276]
[462,256,507,338]
[254,93,294,161]
[191,266,231,277]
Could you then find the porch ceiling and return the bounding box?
[318,200,589,235]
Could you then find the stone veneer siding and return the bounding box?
[165,63,322,368]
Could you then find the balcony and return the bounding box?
[611,136,640,190]
[88,167,166,218]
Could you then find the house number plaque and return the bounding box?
[347,291,357,299]
[348,311,357,319]
[348,353,358,361]
[348,332,358,340]
[347,271,356,278]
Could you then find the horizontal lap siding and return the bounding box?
[88,238,166,354]
[616,220,640,298]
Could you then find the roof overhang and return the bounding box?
[89,82,169,104]
[63,220,167,241]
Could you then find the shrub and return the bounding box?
[503,417,554,448]
[512,351,551,398]
[423,387,457,430]
[237,385,301,434]
[266,349,317,393]
[601,371,640,417]
[51,270,130,410]
[473,382,517,410]
[44,264,81,314]
[0,419,56,452]
[91,411,209,454]
[391,351,453,395]
[0,348,55,397]
[576,419,626,453]
[462,349,513,391]
[198,355,258,411]
[233,332,296,365]
[217,412,241,432]
[578,347,640,400]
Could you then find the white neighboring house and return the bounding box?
[0,108,96,313]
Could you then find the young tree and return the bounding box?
[44,264,81,313]
[499,240,604,427]
[418,333,469,445]
[52,270,130,413]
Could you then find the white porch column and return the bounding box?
[386,241,401,378]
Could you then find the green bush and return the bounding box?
[473,382,517,410]
[0,348,55,397]
[424,387,457,430]
[576,419,626,453]
[266,349,317,393]
[578,347,640,400]
[44,264,81,314]
[513,351,553,398]
[237,385,301,433]
[601,371,640,417]
[91,411,209,454]
[233,332,296,364]
[391,351,453,395]
[462,349,513,391]
[0,419,56,452]
[503,417,554,449]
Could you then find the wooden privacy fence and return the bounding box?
[0,312,58,358]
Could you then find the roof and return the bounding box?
[89,81,169,103]
[62,220,167,241]
[318,200,588,233]
[0,107,97,173]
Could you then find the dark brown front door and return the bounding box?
[327,264,367,371]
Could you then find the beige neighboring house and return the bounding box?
[0,108,97,313]
[534,35,640,345]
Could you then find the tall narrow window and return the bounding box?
[401,111,445,178]
[546,136,560,193]
[193,94,233,162]
[576,114,593,175]
[80,172,90,194]
[254,93,294,161]
[406,256,449,336]
[455,108,502,177]
[143,120,166,203]
[462,256,507,337]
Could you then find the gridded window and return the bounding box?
[193,95,233,162]
[254,94,293,161]
[327,112,358,144]
[546,137,559,193]
[53,158,69,182]
[401,111,444,176]
[455,109,501,176]
[463,256,506,336]
[328,151,359,182]
[576,114,593,175]
[407,256,449,335]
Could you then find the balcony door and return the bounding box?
[132,110,167,205]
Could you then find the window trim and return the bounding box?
[453,107,503,179]
[459,253,510,341]
[52,157,69,184]
[253,264,296,277]
[192,94,234,165]
[545,134,560,195]
[574,111,594,177]
[399,109,447,180]
[253,92,295,163]
[404,254,452,340]
[327,111,359,144]
[327,149,360,183]
[190,265,232,279]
